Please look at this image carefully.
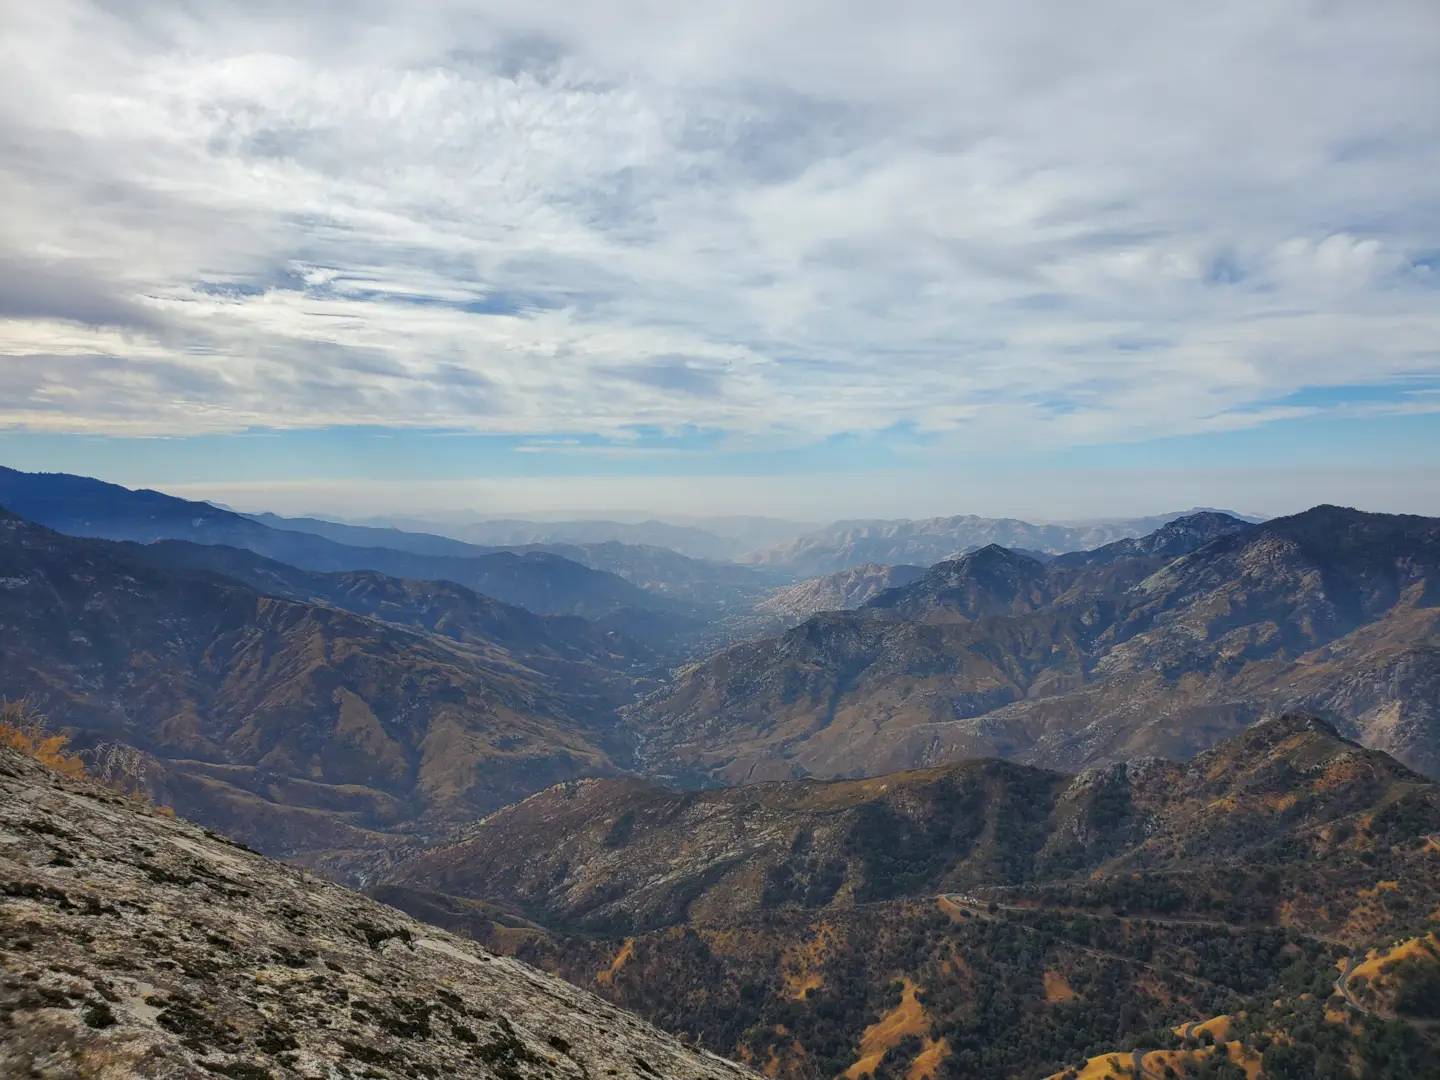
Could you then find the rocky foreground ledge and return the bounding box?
[0,747,753,1080]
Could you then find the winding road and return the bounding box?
[1334,953,1371,1016]
[1130,1048,1157,1079]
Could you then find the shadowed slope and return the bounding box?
[0,508,640,856]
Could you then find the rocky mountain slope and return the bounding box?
[0,744,753,1080]
[754,564,928,621]
[627,507,1440,784]
[0,508,643,856]
[738,510,1256,576]
[1048,510,1253,567]
[377,716,1440,1080]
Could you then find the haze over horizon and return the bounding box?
[2,2,1438,521]
[148,471,1427,526]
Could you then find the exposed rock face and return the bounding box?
[0,746,753,1080]
[628,507,1440,782]
[1049,510,1252,567]
[737,510,1248,576]
[752,564,927,621]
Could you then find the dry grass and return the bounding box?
[0,699,173,813]
[1351,932,1439,983]
[759,1029,809,1079]
[1142,1042,1262,1080]
[843,978,947,1080]
[788,973,823,999]
[1356,880,1401,899]
[781,922,837,1000]
[1042,1052,1135,1079]
[1043,970,1077,1003]
[596,937,635,985]
[1344,931,1440,1016]
[906,1038,948,1080]
[1059,1015,1263,1080]
[1177,1015,1233,1042]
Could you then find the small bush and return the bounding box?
[0,699,87,778]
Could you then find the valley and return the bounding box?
[3,466,1440,1079]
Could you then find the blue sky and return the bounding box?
[1,2,1438,520]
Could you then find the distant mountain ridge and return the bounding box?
[249,509,777,606]
[118,538,659,674]
[740,508,1264,575]
[375,516,758,562]
[1050,509,1254,567]
[0,467,680,621]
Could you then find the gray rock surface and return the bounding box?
[0,747,753,1080]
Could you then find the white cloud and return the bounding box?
[0,0,1437,445]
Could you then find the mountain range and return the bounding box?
[7,468,1440,812]
[4,461,1440,1080]
[248,510,780,605]
[628,506,1440,784]
[379,714,1439,936]
[0,507,657,856]
[0,467,686,624]
[365,714,1440,1080]
[738,509,1262,576]
[348,515,773,562]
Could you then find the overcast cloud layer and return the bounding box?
[2,1,1438,453]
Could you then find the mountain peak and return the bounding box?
[1053,510,1251,567]
[961,542,1040,564]
[1251,711,1344,741]
[1179,711,1427,789]
[1267,502,1440,537]
[864,543,1047,619]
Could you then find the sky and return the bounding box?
[1,1,1438,522]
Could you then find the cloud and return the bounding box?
[0,0,1436,448]
[599,357,729,398]
[0,256,167,331]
